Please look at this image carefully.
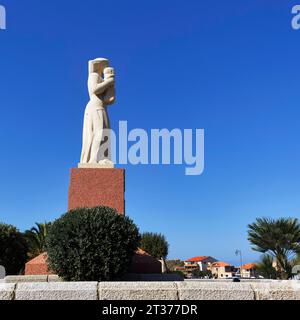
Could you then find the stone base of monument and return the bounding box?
[68,168,125,213]
[25,249,162,276]
[24,167,161,276]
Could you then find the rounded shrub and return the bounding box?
[46,206,140,281]
[0,223,28,275]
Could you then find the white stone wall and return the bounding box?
[0,278,300,300]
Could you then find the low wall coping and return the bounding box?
[0,280,299,300]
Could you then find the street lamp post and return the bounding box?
[235,250,243,278]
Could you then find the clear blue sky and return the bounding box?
[0,0,299,265]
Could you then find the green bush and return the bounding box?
[46,206,140,281]
[0,223,28,275]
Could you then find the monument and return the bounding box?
[25,58,161,276]
[68,58,125,214]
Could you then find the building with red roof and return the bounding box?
[211,261,236,279]
[240,263,258,278]
[184,256,218,277]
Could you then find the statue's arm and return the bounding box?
[104,88,116,105]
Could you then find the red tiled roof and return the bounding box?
[186,256,209,262]
[212,261,231,267]
[241,263,257,269]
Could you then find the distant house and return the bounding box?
[240,263,258,278]
[211,261,236,279]
[184,256,218,277]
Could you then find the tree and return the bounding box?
[293,253,300,266]
[256,254,278,279]
[0,223,28,275]
[140,232,169,260]
[166,259,184,272]
[192,269,212,279]
[25,222,51,258]
[46,206,140,281]
[248,217,300,279]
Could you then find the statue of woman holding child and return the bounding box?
[80,58,116,166]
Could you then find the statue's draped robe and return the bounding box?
[80,73,115,164]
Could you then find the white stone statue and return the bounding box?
[79,58,116,168]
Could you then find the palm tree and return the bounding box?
[291,253,300,273]
[294,254,300,265]
[25,222,51,258]
[256,254,278,279]
[248,217,300,279]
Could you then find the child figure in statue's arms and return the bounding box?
[103,67,116,105]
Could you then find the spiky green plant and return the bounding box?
[248,217,300,279]
[25,222,51,258]
[256,254,278,279]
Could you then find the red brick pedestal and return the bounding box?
[68,168,125,214]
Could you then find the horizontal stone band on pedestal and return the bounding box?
[78,163,114,169]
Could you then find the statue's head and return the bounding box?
[89,58,109,75]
